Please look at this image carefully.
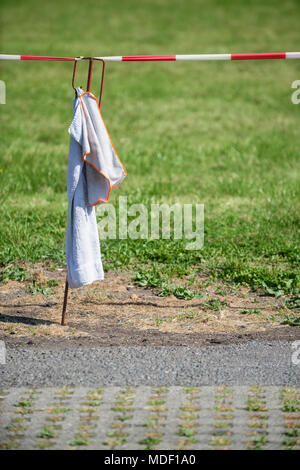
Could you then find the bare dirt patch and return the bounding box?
[0,266,299,348]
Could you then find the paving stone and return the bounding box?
[0,386,299,450]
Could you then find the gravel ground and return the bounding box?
[1,340,299,387]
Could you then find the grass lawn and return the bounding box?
[0,0,299,298]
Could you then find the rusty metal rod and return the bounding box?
[61,59,106,326]
[61,279,69,326]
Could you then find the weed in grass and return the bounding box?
[269,312,300,326]
[87,388,103,395]
[139,436,162,449]
[159,285,201,300]
[281,388,299,396]
[216,387,233,395]
[215,393,233,400]
[240,308,262,315]
[215,287,229,296]
[112,406,133,413]
[145,405,166,412]
[178,428,197,437]
[282,401,300,413]
[80,407,97,414]
[149,394,167,401]
[77,424,97,431]
[133,270,167,289]
[284,420,300,429]
[82,401,101,407]
[284,413,300,421]
[111,422,129,430]
[115,398,134,406]
[214,422,233,429]
[114,415,133,422]
[180,404,199,412]
[6,424,27,432]
[180,421,197,429]
[285,429,299,437]
[247,433,268,450]
[179,413,198,421]
[210,437,232,447]
[79,416,99,422]
[279,315,300,327]
[37,426,57,439]
[35,440,54,450]
[246,399,267,412]
[153,387,169,395]
[201,299,227,311]
[0,266,29,282]
[55,388,74,396]
[182,388,199,394]
[69,438,90,447]
[0,441,20,450]
[282,438,299,449]
[282,296,300,311]
[176,310,200,322]
[249,386,265,394]
[86,394,103,401]
[48,407,70,414]
[185,395,200,401]
[103,438,128,447]
[46,415,65,423]
[147,399,166,406]
[213,430,232,437]
[176,437,197,449]
[214,414,234,421]
[6,434,24,441]
[14,408,33,415]
[15,400,33,408]
[26,279,58,295]
[107,431,129,438]
[154,317,164,326]
[248,421,268,429]
[119,389,135,396]
[249,413,269,421]
[53,396,70,402]
[214,405,234,412]
[74,432,95,439]
[215,399,233,405]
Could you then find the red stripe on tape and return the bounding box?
[21,55,74,61]
[122,55,176,61]
[231,53,286,60]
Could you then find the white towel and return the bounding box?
[66,87,126,288]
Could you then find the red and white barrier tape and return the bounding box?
[0,52,300,62]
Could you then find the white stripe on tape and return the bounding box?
[0,54,21,60]
[286,52,300,59]
[176,54,231,61]
[94,56,122,61]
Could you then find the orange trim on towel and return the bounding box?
[78,91,127,206]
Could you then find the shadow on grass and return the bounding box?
[0,302,58,308]
[0,313,55,326]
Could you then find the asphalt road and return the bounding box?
[1,340,299,386]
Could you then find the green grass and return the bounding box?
[37,426,57,439]
[240,308,262,315]
[0,0,299,296]
[69,438,90,447]
[247,433,268,450]
[268,312,300,326]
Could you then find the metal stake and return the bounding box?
[61,57,106,326]
[61,279,69,326]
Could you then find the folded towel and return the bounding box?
[66,88,126,288]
